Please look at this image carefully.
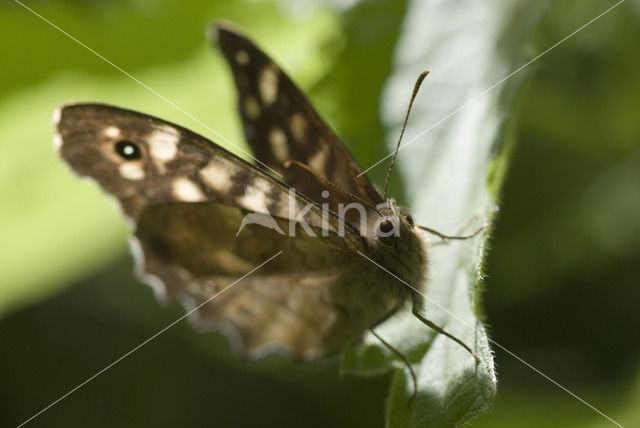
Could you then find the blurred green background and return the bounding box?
[1,0,639,427]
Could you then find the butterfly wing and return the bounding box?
[56,103,406,358]
[213,23,384,211]
[57,103,334,230]
[134,202,405,358]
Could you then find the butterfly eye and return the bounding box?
[376,218,398,245]
[114,140,142,160]
[379,219,394,234]
[405,215,414,227]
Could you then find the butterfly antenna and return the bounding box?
[383,70,430,200]
[284,160,384,216]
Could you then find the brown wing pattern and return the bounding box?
[56,103,346,235]
[55,103,408,358]
[213,22,384,213]
[134,203,406,358]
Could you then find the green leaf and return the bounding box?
[2,1,550,426]
[341,1,550,427]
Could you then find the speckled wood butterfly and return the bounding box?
[55,22,477,381]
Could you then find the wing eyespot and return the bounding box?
[115,140,142,160]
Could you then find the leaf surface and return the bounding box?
[342,1,550,426]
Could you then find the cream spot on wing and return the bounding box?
[53,133,63,151]
[308,142,329,172]
[269,128,289,162]
[290,113,307,141]
[102,126,121,139]
[259,66,278,106]
[52,106,62,126]
[129,236,167,299]
[199,161,232,193]
[243,96,261,120]
[235,50,249,65]
[119,162,145,180]
[238,185,268,212]
[52,108,63,150]
[172,177,205,201]
[148,126,179,161]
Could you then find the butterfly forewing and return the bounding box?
[214,23,384,220]
[57,103,337,231]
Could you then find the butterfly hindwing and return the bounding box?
[134,202,403,357]
[213,23,384,215]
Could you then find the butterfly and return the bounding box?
[55,22,477,376]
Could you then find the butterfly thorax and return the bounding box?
[305,200,427,356]
[367,200,428,299]
[324,200,427,336]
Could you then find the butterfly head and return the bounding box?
[364,199,428,294]
[369,199,417,246]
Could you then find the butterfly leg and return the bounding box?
[370,329,418,404]
[411,309,480,361]
[419,223,486,244]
